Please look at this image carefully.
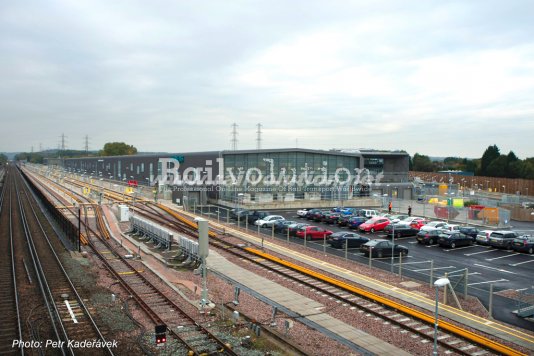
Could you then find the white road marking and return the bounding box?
[448,272,481,277]
[509,259,534,267]
[412,266,455,272]
[393,261,433,266]
[468,279,508,286]
[473,264,515,274]
[485,253,521,261]
[443,245,478,252]
[64,300,78,324]
[516,288,528,292]
[464,249,498,256]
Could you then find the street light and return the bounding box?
[433,277,450,356]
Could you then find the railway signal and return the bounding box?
[155,324,167,345]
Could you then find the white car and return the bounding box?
[297,208,311,218]
[254,215,285,227]
[440,224,460,232]
[420,221,448,232]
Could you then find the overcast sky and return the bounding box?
[1,0,533,158]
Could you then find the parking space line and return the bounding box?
[412,266,455,272]
[509,259,534,267]
[393,261,432,266]
[485,253,521,261]
[448,272,481,277]
[443,245,478,252]
[468,279,508,286]
[473,264,514,274]
[464,249,498,256]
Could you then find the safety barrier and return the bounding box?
[131,215,173,250]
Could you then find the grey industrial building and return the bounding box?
[60,148,412,206]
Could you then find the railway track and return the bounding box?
[13,167,113,355]
[23,168,238,355]
[29,168,530,355]
[0,172,23,355]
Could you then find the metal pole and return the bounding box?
[238,214,241,229]
[271,223,274,238]
[245,215,248,231]
[464,268,468,298]
[323,233,326,254]
[369,247,372,268]
[304,229,307,248]
[287,227,289,242]
[433,285,439,356]
[344,239,348,260]
[430,260,434,287]
[443,272,448,305]
[390,224,395,272]
[217,209,220,223]
[399,251,402,278]
[226,209,229,224]
[489,284,494,319]
[257,224,260,237]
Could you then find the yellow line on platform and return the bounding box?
[118,270,144,275]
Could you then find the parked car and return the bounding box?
[388,214,409,223]
[475,230,493,245]
[384,224,419,238]
[489,231,520,250]
[438,231,474,249]
[359,217,391,233]
[323,212,341,224]
[420,221,448,232]
[274,220,296,233]
[409,219,429,230]
[347,216,367,229]
[360,239,409,258]
[512,235,534,254]
[313,210,331,222]
[231,208,250,220]
[416,229,441,245]
[360,209,379,218]
[296,226,333,240]
[328,232,370,249]
[305,209,322,220]
[297,208,313,218]
[254,215,285,227]
[247,211,271,224]
[287,222,309,236]
[340,207,361,216]
[459,226,479,239]
[399,217,426,225]
[440,224,460,232]
[337,214,354,227]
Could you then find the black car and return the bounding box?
[305,209,322,220]
[347,216,367,229]
[438,231,473,249]
[512,235,534,254]
[459,226,479,238]
[231,209,251,220]
[274,220,296,233]
[328,232,370,249]
[323,212,341,224]
[416,229,441,245]
[337,214,353,227]
[489,231,520,250]
[384,224,419,238]
[360,239,408,258]
[287,222,309,236]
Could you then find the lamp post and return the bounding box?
[433,277,450,356]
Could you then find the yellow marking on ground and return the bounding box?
[117,270,144,275]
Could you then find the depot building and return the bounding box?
[60,148,412,206]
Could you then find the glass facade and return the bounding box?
[221,151,361,201]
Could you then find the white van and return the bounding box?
[361,209,379,218]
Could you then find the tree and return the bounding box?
[480,145,500,175]
[412,153,433,172]
[485,155,508,177]
[0,153,7,164]
[99,142,137,156]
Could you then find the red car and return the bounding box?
[359,217,390,233]
[296,226,333,240]
[409,219,429,230]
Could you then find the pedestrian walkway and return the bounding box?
[161,202,534,352]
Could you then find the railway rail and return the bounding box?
[30,168,531,356]
[23,168,238,356]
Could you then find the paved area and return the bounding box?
[164,202,534,352]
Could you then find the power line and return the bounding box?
[230,123,239,151]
